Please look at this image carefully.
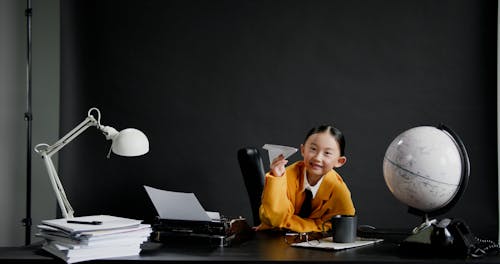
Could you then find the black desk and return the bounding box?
[0,231,499,263]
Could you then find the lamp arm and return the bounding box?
[34,107,104,218]
[41,152,74,218]
[44,116,99,157]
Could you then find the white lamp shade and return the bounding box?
[111,128,149,156]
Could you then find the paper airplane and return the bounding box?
[262,144,298,165]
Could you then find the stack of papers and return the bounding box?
[36,215,152,263]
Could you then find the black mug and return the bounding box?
[330,215,357,243]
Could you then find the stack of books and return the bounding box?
[36,215,152,263]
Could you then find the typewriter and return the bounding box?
[144,186,254,247]
[151,216,253,247]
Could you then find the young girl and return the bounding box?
[257,125,355,233]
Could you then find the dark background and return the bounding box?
[59,0,497,239]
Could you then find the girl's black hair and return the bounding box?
[304,125,346,156]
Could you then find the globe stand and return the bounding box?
[412,214,437,235]
[400,212,438,250]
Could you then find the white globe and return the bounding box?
[383,126,463,213]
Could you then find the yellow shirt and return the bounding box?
[258,161,355,233]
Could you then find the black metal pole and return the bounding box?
[23,0,33,246]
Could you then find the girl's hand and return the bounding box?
[270,154,288,177]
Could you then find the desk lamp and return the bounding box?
[34,107,149,218]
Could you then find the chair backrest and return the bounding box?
[237,148,266,226]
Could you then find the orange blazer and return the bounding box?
[258,161,355,233]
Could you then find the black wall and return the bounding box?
[60,0,498,239]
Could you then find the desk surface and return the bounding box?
[0,231,499,263]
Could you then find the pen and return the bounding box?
[67,220,103,225]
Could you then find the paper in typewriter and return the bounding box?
[144,185,218,222]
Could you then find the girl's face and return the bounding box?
[300,131,346,179]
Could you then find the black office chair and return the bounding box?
[237,148,266,226]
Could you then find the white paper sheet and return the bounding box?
[144,185,213,222]
[292,237,383,250]
[262,144,298,165]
